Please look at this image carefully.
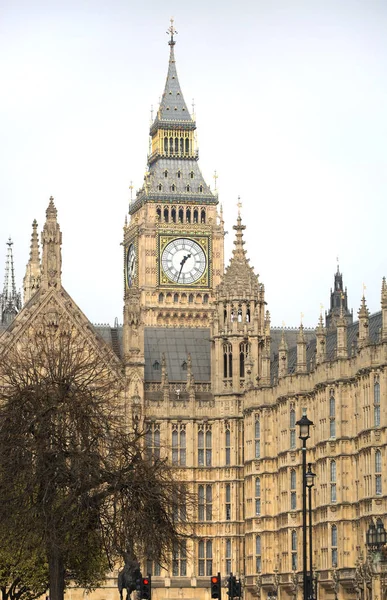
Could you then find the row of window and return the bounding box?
[157,183,204,193]
[223,342,250,379]
[162,137,191,155]
[156,206,206,223]
[147,539,233,577]
[158,292,209,304]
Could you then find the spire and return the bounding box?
[155,18,192,123]
[316,312,327,365]
[0,238,22,326]
[296,323,307,374]
[325,263,353,330]
[23,219,41,304]
[358,295,370,349]
[278,329,288,379]
[218,212,260,298]
[41,196,62,290]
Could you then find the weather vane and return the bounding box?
[213,170,218,191]
[237,196,242,217]
[167,17,178,44]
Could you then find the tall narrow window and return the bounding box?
[198,427,212,466]
[198,540,212,576]
[376,449,382,495]
[178,207,184,222]
[225,483,231,521]
[374,379,381,427]
[193,208,199,223]
[185,138,189,154]
[172,540,187,576]
[256,535,262,573]
[290,469,297,510]
[291,530,297,570]
[169,138,173,153]
[239,342,249,378]
[290,409,296,449]
[225,428,231,466]
[145,423,160,460]
[171,207,176,222]
[331,525,338,566]
[225,539,232,575]
[255,417,261,459]
[172,425,186,466]
[330,460,337,503]
[329,394,336,438]
[146,560,161,576]
[223,343,233,379]
[198,485,213,521]
[201,208,206,222]
[255,477,261,516]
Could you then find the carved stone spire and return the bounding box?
[358,295,370,349]
[315,313,326,365]
[0,238,21,326]
[23,219,41,303]
[336,301,348,358]
[278,330,288,378]
[296,323,307,374]
[40,197,62,290]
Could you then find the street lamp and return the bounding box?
[306,463,316,600]
[366,520,387,600]
[296,411,314,600]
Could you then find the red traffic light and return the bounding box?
[143,579,149,585]
[211,577,219,584]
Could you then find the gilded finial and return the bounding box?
[213,170,218,191]
[282,320,286,330]
[150,105,153,122]
[167,17,178,45]
[362,283,367,297]
[336,256,340,271]
[320,303,324,316]
[300,312,304,325]
[192,98,195,116]
[129,181,134,201]
[237,196,242,217]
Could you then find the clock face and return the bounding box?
[126,243,136,287]
[161,238,206,285]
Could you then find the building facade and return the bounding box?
[1,25,386,600]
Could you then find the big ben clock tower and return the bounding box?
[123,21,224,364]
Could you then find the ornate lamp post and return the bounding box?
[296,411,314,600]
[306,464,316,600]
[366,520,387,600]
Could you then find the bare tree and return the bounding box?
[0,321,190,600]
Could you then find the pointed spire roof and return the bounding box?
[358,295,370,319]
[153,20,192,126]
[41,196,62,289]
[217,213,260,298]
[0,238,21,326]
[23,220,41,304]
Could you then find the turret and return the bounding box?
[357,295,370,349]
[40,197,62,290]
[0,238,21,326]
[212,211,265,393]
[23,219,41,303]
[325,264,353,330]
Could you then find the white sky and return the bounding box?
[1,0,387,328]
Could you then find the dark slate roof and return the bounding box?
[144,327,211,382]
[93,325,123,359]
[271,312,383,380]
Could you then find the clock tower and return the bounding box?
[123,21,224,366]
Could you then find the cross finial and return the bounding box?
[129,181,134,201]
[167,17,178,45]
[213,170,218,190]
[237,196,242,217]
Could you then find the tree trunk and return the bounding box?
[48,548,65,600]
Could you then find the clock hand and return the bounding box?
[177,254,191,282]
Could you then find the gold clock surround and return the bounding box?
[158,234,210,288]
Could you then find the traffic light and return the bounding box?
[141,576,151,600]
[211,573,222,599]
[227,575,241,599]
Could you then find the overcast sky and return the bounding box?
[1,0,387,327]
